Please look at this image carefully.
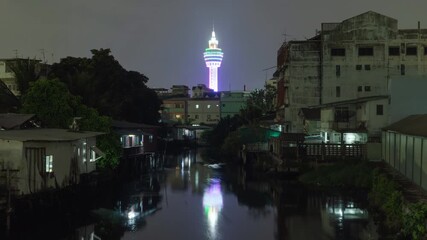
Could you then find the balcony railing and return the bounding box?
[122,146,144,157]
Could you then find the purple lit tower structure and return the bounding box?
[203,30,223,92]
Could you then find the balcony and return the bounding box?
[122,146,145,157]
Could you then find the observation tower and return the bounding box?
[203,30,223,92]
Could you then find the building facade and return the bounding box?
[0,129,104,195]
[276,11,427,138]
[0,58,43,96]
[220,91,250,119]
[187,98,220,125]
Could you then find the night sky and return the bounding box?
[1,0,427,91]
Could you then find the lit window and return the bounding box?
[82,141,87,162]
[207,105,211,108]
[45,155,53,173]
[196,104,199,109]
[176,114,181,119]
[149,135,154,143]
[90,150,96,162]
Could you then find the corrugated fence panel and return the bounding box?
[406,136,414,180]
[414,137,422,186]
[400,135,407,175]
[421,139,427,191]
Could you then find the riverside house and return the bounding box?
[0,128,104,195]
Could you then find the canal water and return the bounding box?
[3,149,377,239]
[86,149,377,240]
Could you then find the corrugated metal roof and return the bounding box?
[383,114,427,137]
[0,128,104,142]
[0,113,35,129]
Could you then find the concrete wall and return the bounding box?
[389,76,427,124]
[280,41,321,133]
[187,99,220,125]
[322,11,427,104]
[383,131,427,190]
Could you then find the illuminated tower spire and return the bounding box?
[203,28,223,92]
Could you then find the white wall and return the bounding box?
[383,131,427,190]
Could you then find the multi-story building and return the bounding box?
[220,91,250,119]
[161,97,188,124]
[187,94,220,125]
[192,84,213,98]
[276,39,321,133]
[276,11,427,140]
[0,58,43,96]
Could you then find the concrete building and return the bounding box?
[160,97,188,124]
[0,58,42,96]
[0,129,104,195]
[276,11,427,137]
[192,84,213,98]
[220,91,250,119]
[276,38,321,133]
[187,97,220,125]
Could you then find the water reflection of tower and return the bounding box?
[203,179,223,239]
[203,29,224,92]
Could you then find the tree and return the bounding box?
[240,86,276,124]
[49,49,161,124]
[21,78,121,169]
[21,78,78,128]
[9,58,43,96]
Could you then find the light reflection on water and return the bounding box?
[203,178,223,239]
[92,149,375,240]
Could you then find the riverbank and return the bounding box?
[297,160,427,239]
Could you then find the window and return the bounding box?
[207,104,211,109]
[389,47,400,56]
[356,65,362,70]
[336,65,341,77]
[195,115,199,119]
[5,63,13,73]
[175,114,181,119]
[376,104,384,115]
[207,115,211,120]
[90,150,96,162]
[82,142,87,162]
[364,86,371,92]
[424,46,427,55]
[331,48,346,56]
[335,107,349,122]
[401,64,405,75]
[222,104,225,107]
[45,155,53,173]
[406,46,417,56]
[195,104,199,109]
[364,65,371,70]
[357,86,362,92]
[149,135,153,143]
[358,47,373,56]
[336,86,341,97]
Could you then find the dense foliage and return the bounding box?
[21,78,121,169]
[369,171,427,239]
[298,160,373,188]
[49,49,161,124]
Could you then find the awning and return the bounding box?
[91,146,106,161]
